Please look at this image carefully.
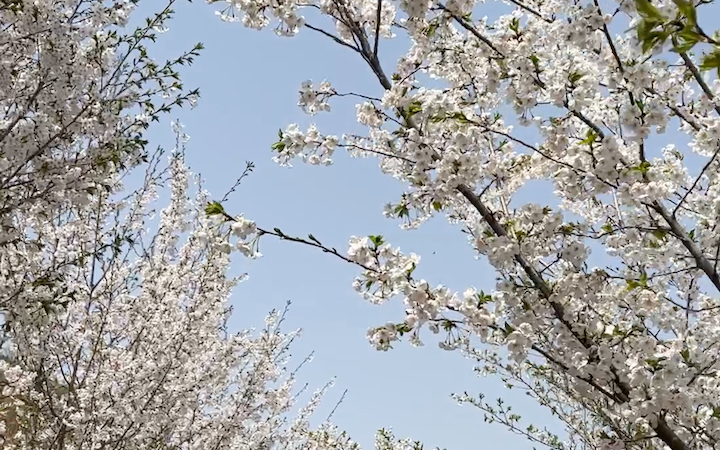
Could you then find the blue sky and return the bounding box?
[135,1,561,448]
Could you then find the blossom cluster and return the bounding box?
[0,0,202,338]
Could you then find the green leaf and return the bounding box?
[568,71,584,85]
[643,31,663,53]
[678,25,700,43]
[393,203,410,218]
[680,348,691,361]
[432,201,442,211]
[636,19,652,41]
[630,160,652,174]
[441,319,456,331]
[204,201,225,217]
[509,17,520,34]
[579,129,598,146]
[396,322,412,336]
[626,272,649,289]
[407,262,417,276]
[369,235,384,246]
[425,22,439,36]
[673,0,697,25]
[672,26,701,53]
[530,54,541,72]
[449,111,472,123]
[635,0,665,20]
[700,49,720,72]
[477,291,493,306]
[645,356,667,369]
[406,101,423,117]
[558,222,576,236]
[651,229,668,240]
[271,140,285,152]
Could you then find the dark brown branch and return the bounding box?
[373,0,382,57]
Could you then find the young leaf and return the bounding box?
[579,129,598,146]
[406,101,423,117]
[673,0,697,25]
[635,0,665,21]
[369,235,385,246]
[700,49,720,72]
[205,201,225,217]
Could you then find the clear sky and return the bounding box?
[136,1,561,448]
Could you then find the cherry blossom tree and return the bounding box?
[0,119,370,450]
[0,2,367,448]
[0,0,202,327]
[206,0,720,448]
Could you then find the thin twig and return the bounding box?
[304,23,362,54]
[437,3,505,58]
[672,147,720,216]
